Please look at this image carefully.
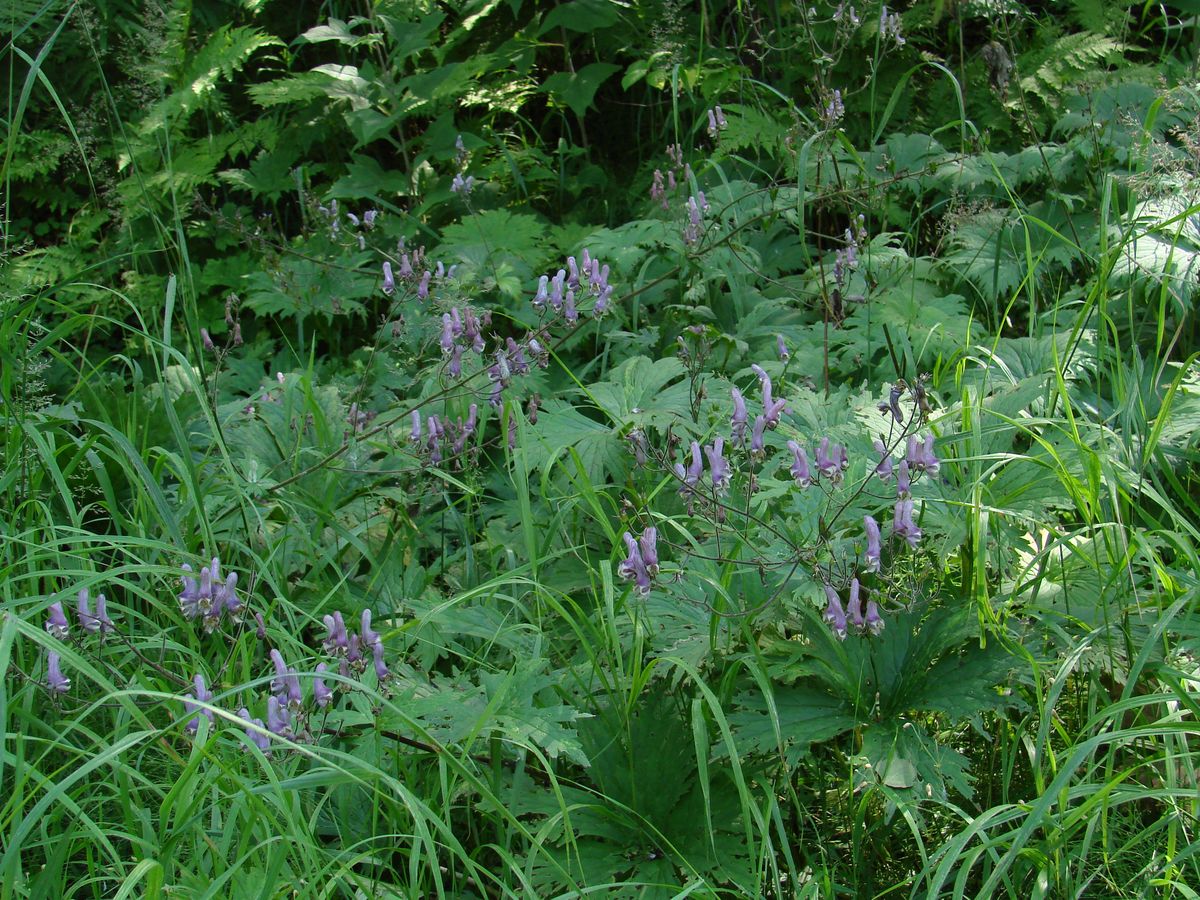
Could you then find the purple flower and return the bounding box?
[201,328,215,351]
[705,437,731,493]
[750,414,767,458]
[214,572,241,618]
[381,262,396,296]
[45,602,69,640]
[787,441,812,487]
[417,270,431,301]
[676,441,704,490]
[361,609,382,653]
[776,334,789,361]
[77,589,99,634]
[410,410,422,443]
[266,695,291,737]
[46,651,70,694]
[878,384,904,423]
[638,527,659,576]
[847,577,865,630]
[873,439,894,481]
[892,498,922,548]
[865,600,884,635]
[238,708,271,753]
[184,673,215,733]
[323,612,350,655]
[915,434,940,476]
[77,589,115,635]
[730,388,748,443]
[372,641,390,683]
[823,585,847,640]
[753,366,788,427]
[313,663,333,709]
[815,437,843,481]
[863,515,881,573]
[896,460,911,498]
[440,314,456,353]
[617,532,653,596]
[254,611,267,640]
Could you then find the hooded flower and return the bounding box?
[892,498,922,548]
[749,415,767,458]
[322,612,350,655]
[239,708,271,753]
[617,532,653,596]
[823,584,847,640]
[705,437,731,493]
[313,663,333,709]
[183,673,215,733]
[361,609,382,653]
[639,527,660,576]
[45,601,70,640]
[381,262,396,296]
[865,600,885,635]
[873,439,894,481]
[46,651,70,694]
[846,578,865,630]
[730,388,748,444]
[787,441,812,487]
[863,515,882,573]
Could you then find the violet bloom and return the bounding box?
[381,262,396,296]
[410,410,422,443]
[313,663,333,709]
[705,437,731,493]
[46,651,70,694]
[440,314,456,353]
[893,498,922,548]
[254,611,267,641]
[266,695,291,737]
[846,578,865,630]
[239,708,271,753]
[45,602,69,640]
[215,571,241,618]
[617,532,652,596]
[873,439,894,481]
[777,334,789,362]
[730,388,748,444]
[878,384,904,423]
[865,601,884,635]
[372,642,391,682]
[184,673,215,733]
[361,609,382,653]
[749,415,767,458]
[815,438,841,481]
[787,441,812,487]
[896,460,911,498]
[863,515,881,573]
[447,344,464,378]
[823,585,847,640]
[201,328,215,351]
[77,589,100,634]
[917,434,940,476]
[676,441,704,490]
[638,527,659,576]
[323,612,350,655]
[417,270,431,301]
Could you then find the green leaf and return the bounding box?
[539,0,621,35]
[542,62,621,117]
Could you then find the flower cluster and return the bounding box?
[617,527,660,595]
[380,243,455,301]
[179,557,243,633]
[822,89,845,127]
[706,105,728,141]
[833,214,868,291]
[534,247,615,322]
[178,606,393,757]
[650,143,691,211]
[823,578,884,640]
[409,405,479,467]
[439,305,490,377]
[879,5,905,46]
[684,191,709,246]
[42,589,116,695]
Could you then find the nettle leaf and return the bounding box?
[941,209,1029,301]
[857,721,976,805]
[477,660,590,765]
[542,62,621,117]
[521,398,623,483]
[438,210,549,281]
[586,355,692,429]
[723,684,857,766]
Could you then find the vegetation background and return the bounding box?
[3,0,1199,896]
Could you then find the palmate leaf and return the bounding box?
[856,720,976,804]
[723,684,858,766]
[521,398,623,484]
[586,355,693,429]
[941,209,1029,301]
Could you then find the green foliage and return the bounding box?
[5,0,1200,897]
